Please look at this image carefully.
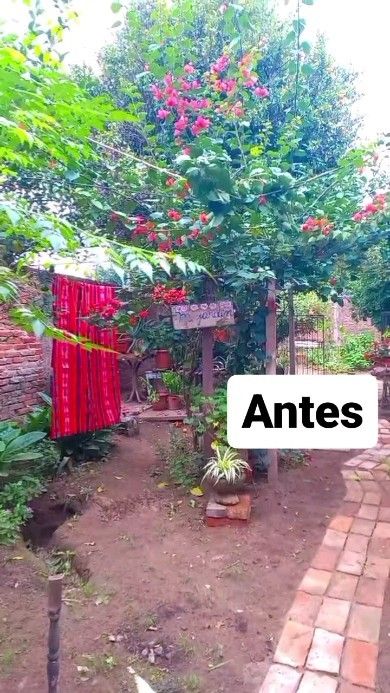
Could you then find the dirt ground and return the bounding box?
[0,424,363,692]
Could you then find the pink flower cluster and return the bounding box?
[352,193,387,222]
[301,216,334,236]
[151,70,211,138]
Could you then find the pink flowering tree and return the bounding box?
[83,1,388,370]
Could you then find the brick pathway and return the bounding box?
[260,417,390,692]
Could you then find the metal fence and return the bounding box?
[277,313,327,374]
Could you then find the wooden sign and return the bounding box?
[171,300,235,330]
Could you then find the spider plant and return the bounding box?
[202,444,250,485]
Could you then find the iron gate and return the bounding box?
[277,313,327,374]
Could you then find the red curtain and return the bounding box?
[50,275,121,438]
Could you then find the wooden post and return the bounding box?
[288,287,296,375]
[47,574,63,693]
[266,279,278,483]
[202,278,215,459]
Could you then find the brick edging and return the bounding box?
[259,418,390,692]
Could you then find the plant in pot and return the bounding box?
[144,379,168,411]
[202,443,251,505]
[151,320,174,370]
[161,371,184,410]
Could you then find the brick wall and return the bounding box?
[0,294,48,421]
[332,297,379,344]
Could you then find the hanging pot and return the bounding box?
[155,349,172,370]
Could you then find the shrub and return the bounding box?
[157,429,203,487]
[0,422,47,482]
[0,476,43,544]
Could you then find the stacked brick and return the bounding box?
[260,418,390,692]
[0,297,47,420]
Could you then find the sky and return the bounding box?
[3,0,390,142]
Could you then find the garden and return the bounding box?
[0,0,390,691]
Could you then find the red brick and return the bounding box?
[373,522,390,539]
[299,568,332,596]
[329,516,353,532]
[363,492,381,505]
[311,545,341,571]
[259,664,302,692]
[315,597,350,634]
[306,627,344,674]
[355,576,386,608]
[288,591,322,627]
[341,639,378,688]
[351,519,375,537]
[364,556,390,579]
[347,603,381,643]
[345,534,369,553]
[378,507,390,521]
[273,620,314,668]
[357,504,379,521]
[327,572,358,600]
[297,671,337,692]
[323,529,347,550]
[337,550,365,576]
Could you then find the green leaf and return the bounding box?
[301,63,314,77]
[302,0,314,5]
[301,41,311,54]
[6,431,47,453]
[111,2,122,12]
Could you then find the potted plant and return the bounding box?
[202,443,251,500]
[152,321,174,370]
[161,370,184,410]
[144,380,168,411]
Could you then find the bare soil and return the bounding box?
[0,424,358,692]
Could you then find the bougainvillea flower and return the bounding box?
[353,211,364,222]
[147,231,158,242]
[258,195,268,205]
[168,209,182,221]
[129,314,139,326]
[189,228,200,239]
[157,108,171,120]
[254,85,270,98]
[184,63,196,74]
[199,211,210,224]
[211,54,230,74]
[166,177,176,186]
[150,84,164,100]
[158,240,173,252]
[139,309,150,319]
[191,115,211,135]
[174,115,189,136]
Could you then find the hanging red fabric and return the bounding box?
[50,274,121,438]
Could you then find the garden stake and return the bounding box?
[47,573,63,693]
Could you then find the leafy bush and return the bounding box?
[187,387,228,446]
[161,370,184,394]
[339,331,375,370]
[157,429,203,487]
[310,331,375,372]
[58,428,115,464]
[0,422,47,481]
[23,392,52,434]
[0,476,43,544]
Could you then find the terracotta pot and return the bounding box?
[152,393,168,411]
[155,349,172,370]
[117,337,132,354]
[167,394,183,410]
